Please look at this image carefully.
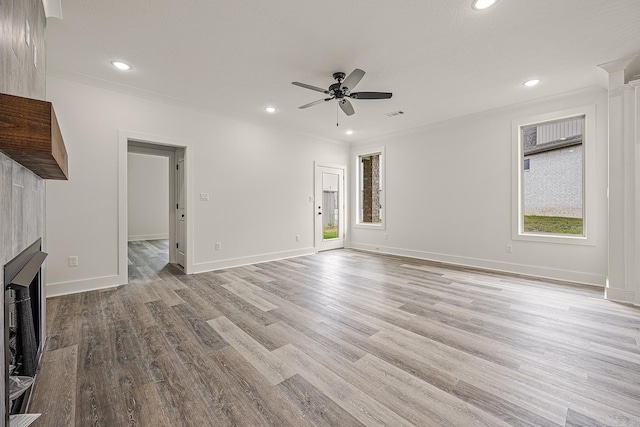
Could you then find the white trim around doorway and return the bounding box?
[314,162,348,252]
[118,130,193,284]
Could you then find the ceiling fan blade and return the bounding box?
[339,99,355,116]
[341,69,365,91]
[350,92,393,100]
[292,82,330,94]
[299,97,333,109]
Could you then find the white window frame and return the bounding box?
[511,105,596,245]
[354,146,386,230]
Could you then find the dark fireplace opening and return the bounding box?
[4,239,47,424]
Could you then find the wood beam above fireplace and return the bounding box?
[0,93,68,180]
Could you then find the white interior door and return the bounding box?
[315,165,345,251]
[176,149,186,266]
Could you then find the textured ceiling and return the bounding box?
[46,0,640,142]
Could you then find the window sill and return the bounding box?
[354,222,386,231]
[512,232,595,246]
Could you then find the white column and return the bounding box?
[634,80,640,306]
[598,56,639,305]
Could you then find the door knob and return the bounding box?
[181,214,185,218]
[318,212,322,215]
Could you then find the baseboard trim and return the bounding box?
[604,287,636,304]
[46,274,125,298]
[45,244,607,297]
[348,242,606,287]
[128,234,169,242]
[192,247,317,274]
[44,248,316,297]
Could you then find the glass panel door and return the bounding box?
[315,165,345,251]
[322,172,339,240]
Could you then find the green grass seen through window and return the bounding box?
[323,227,338,239]
[523,215,583,235]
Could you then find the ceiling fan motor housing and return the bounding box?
[329,83,345,98]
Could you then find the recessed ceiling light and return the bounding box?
[346,130,354,135]
[264,106,277,113]
[111,61,131,71]
[523,79,541,87]
[472,0,498,10]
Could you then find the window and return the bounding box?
[355,147,385,228]
[512,106,596,244]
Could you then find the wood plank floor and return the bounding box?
[29,242,640,426]
[126,239,173,284]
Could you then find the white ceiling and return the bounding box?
[46,0,640,142]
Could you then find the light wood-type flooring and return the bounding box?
[126,239,174,284]
[29,241,640,426]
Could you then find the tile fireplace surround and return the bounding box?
[1,0,50,421]
[0,153,45,423]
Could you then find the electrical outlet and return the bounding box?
[384,233,389,240]
[200,193,210,201]
[215,242,222,251]
[506,245,513,253]
[295,235,300,242]
[68,256,78,267]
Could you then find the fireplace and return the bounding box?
[3,239,47,423]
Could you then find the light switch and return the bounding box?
[200,193,210,201]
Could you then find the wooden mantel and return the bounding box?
[0,93,68,180]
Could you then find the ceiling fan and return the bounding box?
[292,69,392,117]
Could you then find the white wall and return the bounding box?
[350,87,609,286]
[127,152,169,241]
[44,75,609,294]
[45,76,349,295]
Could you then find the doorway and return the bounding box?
[127,149,171,281]
[125,140,187,283]
[315,163,345,251]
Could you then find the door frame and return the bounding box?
[314,162,347,251]
[118,130,192,284]
[127,142,180,265]
[175,148,186,267]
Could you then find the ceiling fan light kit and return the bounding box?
[292,68,392,118]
